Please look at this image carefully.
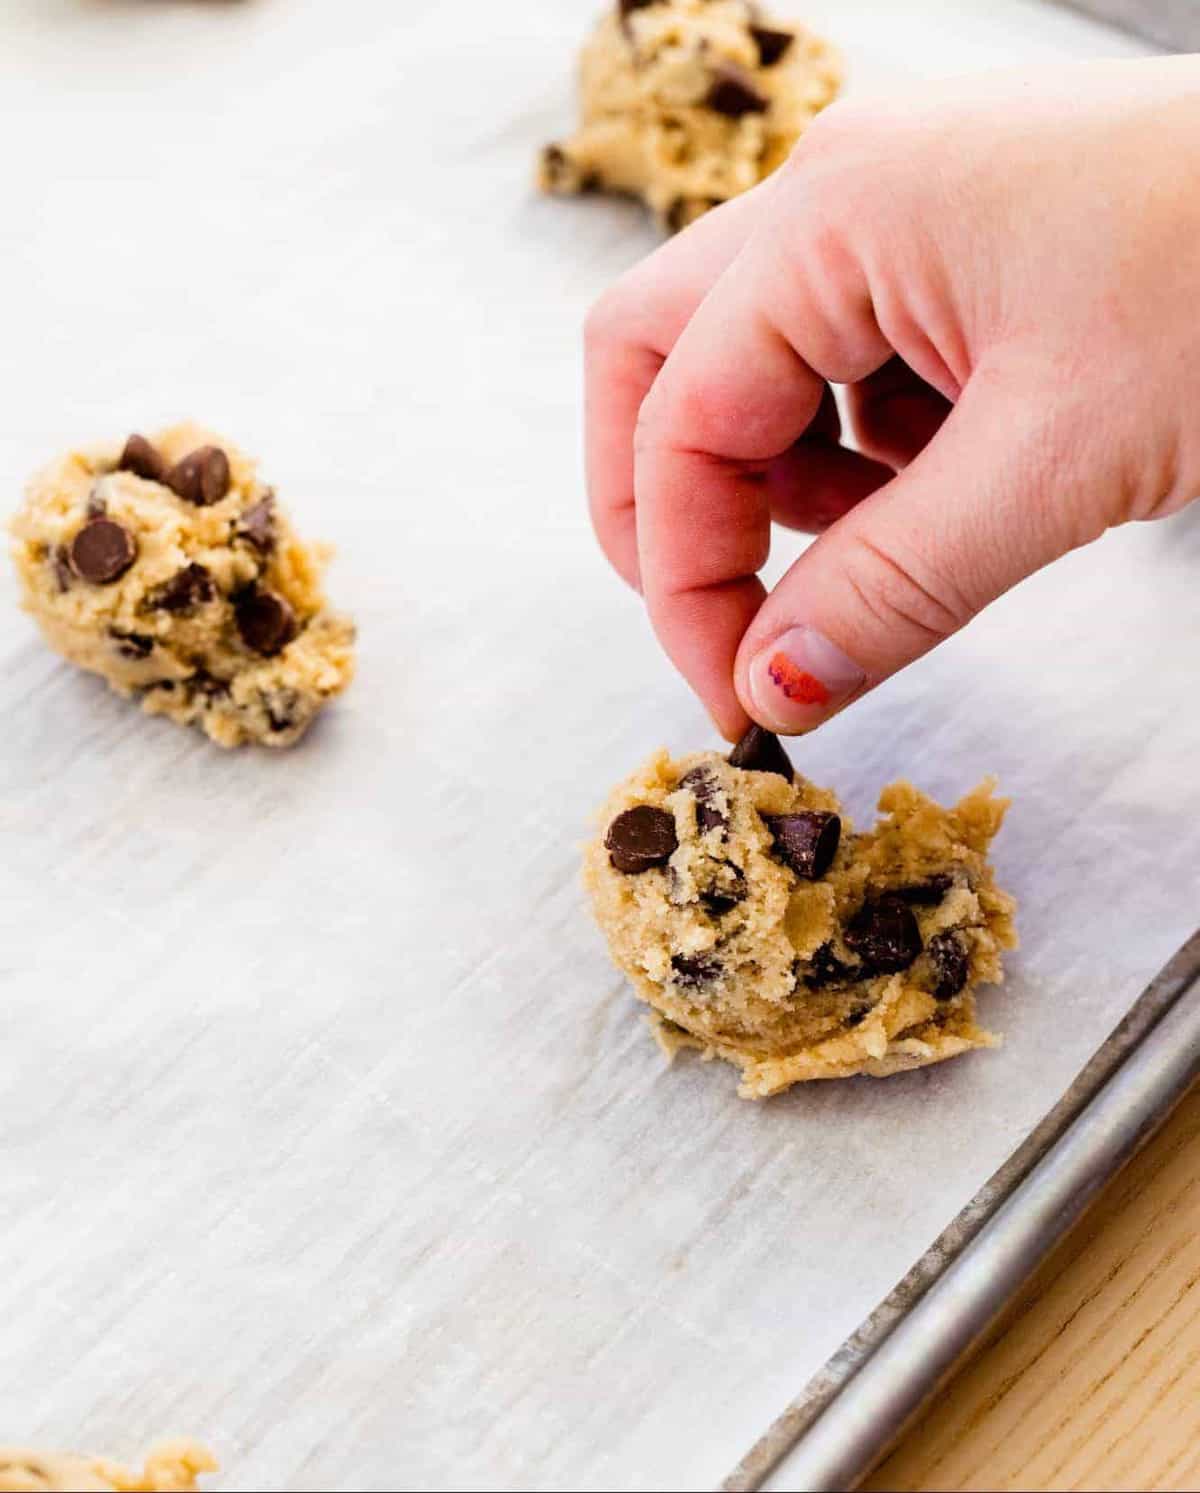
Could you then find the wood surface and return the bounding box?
[865,1081,1200,1492]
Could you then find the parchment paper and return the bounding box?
[0,3,1189,1490]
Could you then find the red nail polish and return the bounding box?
[749,627,865,732]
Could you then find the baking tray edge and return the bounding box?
[723,927,1200,1493]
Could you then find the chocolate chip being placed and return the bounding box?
[750,24,794,66]
[670,952,722,991]
[893,874,954,906]
[605,805,678,874]
[765,811,841,880]
[237,494,276,552]
[927,931,970,1001]
[699,862,747,917]
[69,518,137,585]
[844,896,923,975]
[234,587,297,656]
[119,433,167,484]
[705,64,769,117]
[728,724,794,781]
[143,563,214,614]
[679,766,727,835]
[165,445,230,507]
[109,628,154,660]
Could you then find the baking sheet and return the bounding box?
[1058,0,1200,49]
[0,3,1187,1490]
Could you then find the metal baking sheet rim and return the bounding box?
[722,927,1200,1493]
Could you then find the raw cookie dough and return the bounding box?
[584,728,1018,1098]
[539,0,841,231]
[0,1443,215,1492]
[10,424,355,748]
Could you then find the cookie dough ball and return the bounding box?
[583,728,1018,1097]
[539,0,841,231]
[10,424,356,748]
[0,1442,215,1492]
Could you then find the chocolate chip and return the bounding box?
[893,875,954,906]
[263,687,302,733]
[118,433,167,484]
[671,952,722,991]
[845,1004,872,1028]
[109,628,154,659]
[927,931,970,1001]
[618,0,657,15]
[605,805,678,874]
[679,766,727,835]
[165,445,230,507]
[665,195,723,234]
[765,811,841,880]
[69,518,137,585]
[666,198,691,235]
[50,543,73,592]
[799,942,855,990]
[189,670,230,700]
[85,490,108,519]
[143,563,214,614]
[234,588,297,656]
[750,24,794,66]
[705,64,769,118]
[728,725,794,781]
[699,862,747,917]
[844,897,923,975]
[541,144,569,189]
[237,494,276,552]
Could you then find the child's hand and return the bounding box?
[585,59,1200,738]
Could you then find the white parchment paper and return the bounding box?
[0,3,1189,1490]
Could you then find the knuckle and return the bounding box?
[789,98,861,162]
[583,291,620,354]
[584,279,640,355]
[632,378,668,457]
[634,368,734,459]
[840,529,970,650]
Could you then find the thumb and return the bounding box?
[734,378,1104,732]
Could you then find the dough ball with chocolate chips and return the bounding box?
[583,729,1018,1097]
[538,0,841,232]
[0,1440,216,1492]
[9,422,355,748]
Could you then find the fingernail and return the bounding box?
[748,627,865,732]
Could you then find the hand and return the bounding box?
[585,58,1200,738]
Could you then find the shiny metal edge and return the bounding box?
[1054,1,1200,50]
[723,928,1200,1493]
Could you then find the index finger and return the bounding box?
[634,244,829,737]
[584,188,773,593]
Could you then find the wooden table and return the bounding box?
[865,1082,1200,1492]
